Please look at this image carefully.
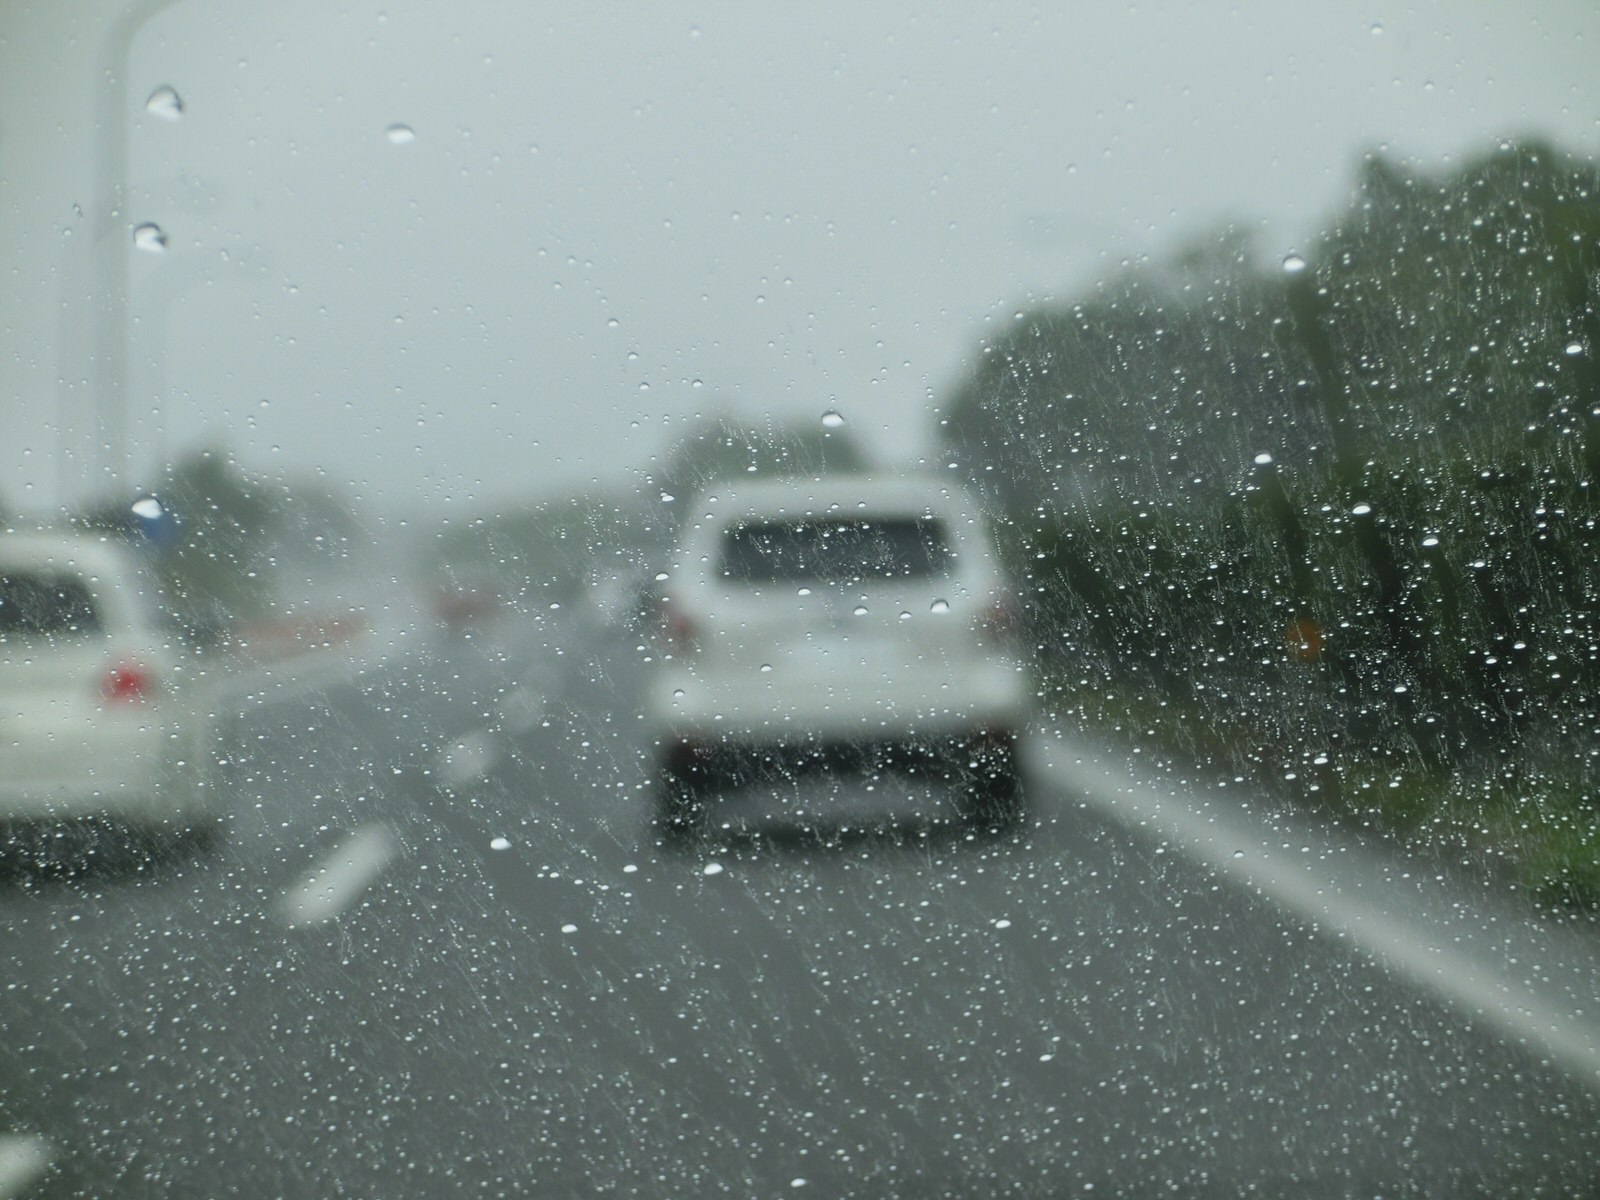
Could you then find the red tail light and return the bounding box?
[102,663,156,703]
[978,591,1021,642]
[661,597,697,656]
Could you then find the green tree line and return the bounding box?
[940,141,1600,786]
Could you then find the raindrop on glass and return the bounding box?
[1351,502,1372,516]
[930,598,950,614]
[560,923,578,934]
[703,861,724,876]
[386,123,416,145]
[852,605,868,617]
[132,223,167,253]
[1253,452,1274,466]
[820,410,845,429]
[759,663,773,673]
[797,587,812,597]
[1567,341,1586,357]
[489,836,512,851]
[130,496,163,520]
[1281,253,1307,275]
[145,86,183,121]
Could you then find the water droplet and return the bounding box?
[560,923,578,934]
[1253,452,1274,466]
[132,223,167,253]
[1038,1053,1054,1063]
[145,86,183,120]
[703,861,724,876]
[820,410,845,429]
[1351,502,1372,516]
[1369,21,1384,34]
[1232,850,1245,859]
[489,836,512,851]
[930,599,950,614]
[623,863,639,873]
[672,688,685,699]
[1566,341,1586,357]
[1281,253,1307,275]
[386,123,416,145]
[1393,684,1409,694]
[130,496,163,519]
[1421,534,1440,547]
[660,492,675,503]
[654,572,670,581]
[852,605,868,617]
[993,918,1012,930]
[790,1180,807,1190]
[759,663,773,673]
[899,611,911,621]
[797,587,812,597]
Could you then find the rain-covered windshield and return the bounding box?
[4,3,1600,1197]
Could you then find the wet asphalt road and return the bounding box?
[3,607,1599,1198]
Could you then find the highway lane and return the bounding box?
[3,606,1599,1197]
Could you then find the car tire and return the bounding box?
[656,765,707,842]
[964,735,1026,833]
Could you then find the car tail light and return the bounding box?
[977,591,1021,642]
[102,663,156,703]
[661,597,697,656]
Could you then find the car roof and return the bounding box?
[0,529,143,576]
[0,531,150,598]
[688,474,983,525]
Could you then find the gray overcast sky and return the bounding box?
[2,1,1597,515]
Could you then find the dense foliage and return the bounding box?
[941,142,1600,900]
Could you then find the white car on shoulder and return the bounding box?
[647,475,1030,834]
[0,530,219,847]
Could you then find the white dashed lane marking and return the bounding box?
[0,1134,52,1200]
[276,824,399,930]
[435,729,500,787]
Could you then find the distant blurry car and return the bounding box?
[647,475,1030,834]
[429,579,501,632]
[0,531,219,845]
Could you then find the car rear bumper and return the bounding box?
[648,657,1032,743]
[0,715,212,826]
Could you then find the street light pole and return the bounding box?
[89,0,186,502]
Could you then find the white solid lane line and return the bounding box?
[1035,733,1600,1091]
[435,729,500,788]
[276,824,399,930]
[0,1134,52,1200]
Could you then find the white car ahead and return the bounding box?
[648,475,1031,835]
[0,531,219,850]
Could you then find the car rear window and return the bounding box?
[719,517,953,584]
[0,572,103,639]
